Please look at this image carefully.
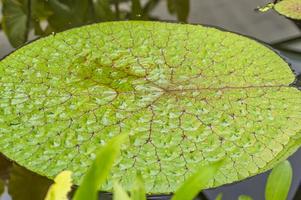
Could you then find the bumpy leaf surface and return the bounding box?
[275,0,301,20]
[0,21,300,194]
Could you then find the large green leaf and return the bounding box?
[0,21,300,194]
[73,134,127,200]
[2,0,29,47]
[274,0,301,20]
[265,160,292,200]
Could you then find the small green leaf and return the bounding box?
[73,134,128,200]
[114,182,131,200]
[265,160,292,200]
[44,171,72,200]
[238,195,253,200]
[256,3,275,12]
[215,193,223,200]
[171,161,223,200]
[2,0,29,47]
[131,173,146,200]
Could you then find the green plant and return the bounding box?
[44,138,293,200]
[257,0,301,20]
[171,161,223,200]
[265,160,292,200]
[0,0,190,47]
[0,21,300,195]
[73,134,127,200]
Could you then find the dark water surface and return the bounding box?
[0,0,301,200]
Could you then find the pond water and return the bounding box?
[0,0,301,200]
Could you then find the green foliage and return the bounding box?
[265,160,292,200]
[73,134,128,200]
[256,3,275,12]
[171,161,223,200]
[0,0,190,47]
[113,182,132,200]
[131,173,146,200]
[1,0,29,47]
[257,0,301,20]
[238,195,253,200]
[0,21,300,194]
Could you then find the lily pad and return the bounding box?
[0,21,300,194]
[274,0,301,20]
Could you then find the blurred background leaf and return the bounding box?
[94,0,115,21]
[0,0,190,47]
[2,0,29,47]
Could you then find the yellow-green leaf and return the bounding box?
[44,171,72,200]
[113,182,131,200]
[257,3,274,12]
[265,160,292,200]
[131,173,146,200]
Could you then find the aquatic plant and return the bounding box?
[257,0,301,20]
[0,21,300,195]
[274,0,301,20]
